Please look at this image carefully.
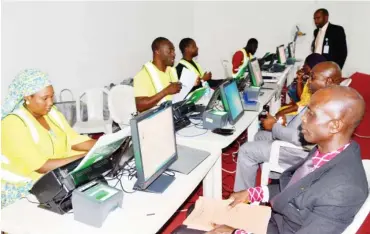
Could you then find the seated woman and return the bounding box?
[275,53,326,120]
[1,69,96,208]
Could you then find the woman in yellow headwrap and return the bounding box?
[1,69,96,208]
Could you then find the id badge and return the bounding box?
[323,45,329,54]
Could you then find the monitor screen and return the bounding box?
[130,102,177,190]
[220,80,244,125]
[248,58,264,87]
[277,45,287,64]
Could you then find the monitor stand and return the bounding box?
[133,173,175,193]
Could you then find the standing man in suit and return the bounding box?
[312,8,347,69]
[173,85,368,234]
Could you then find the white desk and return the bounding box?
[1,147,221,234]
[261,65,296,115]
[176,88,276,199]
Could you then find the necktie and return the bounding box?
[315,29,323,53]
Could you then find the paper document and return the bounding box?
[172,68,198,103]
[70,127,131,174]
[183,196,271,234]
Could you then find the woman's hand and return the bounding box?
[72,139,97,152]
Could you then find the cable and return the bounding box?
[59,192,73,214]
[176,129,209,138]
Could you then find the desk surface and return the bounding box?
[176,88,276,149]
[1,147,221,234]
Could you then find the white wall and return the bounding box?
[2,1,370,103]
[193,1,370,79]
[1,1,194,101]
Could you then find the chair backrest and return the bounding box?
[342,159,370,233]
[76,88,109,121]
[108,85,136,126]
[340,78,352,87]
[221,59,233,78]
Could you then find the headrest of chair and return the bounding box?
[108,85,136,125]
[340,78,352,87]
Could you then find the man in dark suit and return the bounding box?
[173,86,368,234]
[312,8,347,69]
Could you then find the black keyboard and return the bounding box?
[174,117,191,131]
[271,64,286,73]
[261,63,273,71]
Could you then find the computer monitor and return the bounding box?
[220,80,244,125]
[288,42,295,58]
[277,45,287,64]
[248,58,264,87]
[130,101,177,193]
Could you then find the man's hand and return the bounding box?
[296,68,305,82]
[229,190,250,208]
[275,113,287,126]
[194,77,201,86]
[261,113,277,131]
[206,224,235,234]
[202,72,212,81]
[164,82,182,95]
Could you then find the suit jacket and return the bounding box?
[271,107,309,147]
[311,23,348,69]
[267,141,368,234]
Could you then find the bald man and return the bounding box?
[234,61,346,192]
[174,86,368,234]
[134,37,182,112]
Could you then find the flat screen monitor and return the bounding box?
[248,58,264,87]
[220,80,244,125]
[277,44,287,64]
[288,42,295,58]
[205,87,221,111]
[130,101,177,193]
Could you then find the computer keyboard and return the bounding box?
[174,117,191,131]
[271,64,286,73]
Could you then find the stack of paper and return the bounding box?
[172,68,198,103]
[183,196,271,234]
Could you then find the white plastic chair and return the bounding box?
[340,78,352,87]
[108,85,136,128]
[342,159,370,233]
[260,140,306,186]
[73,88,112,134]
[221,59,233,78]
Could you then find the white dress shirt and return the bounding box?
[314,22,329,54]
